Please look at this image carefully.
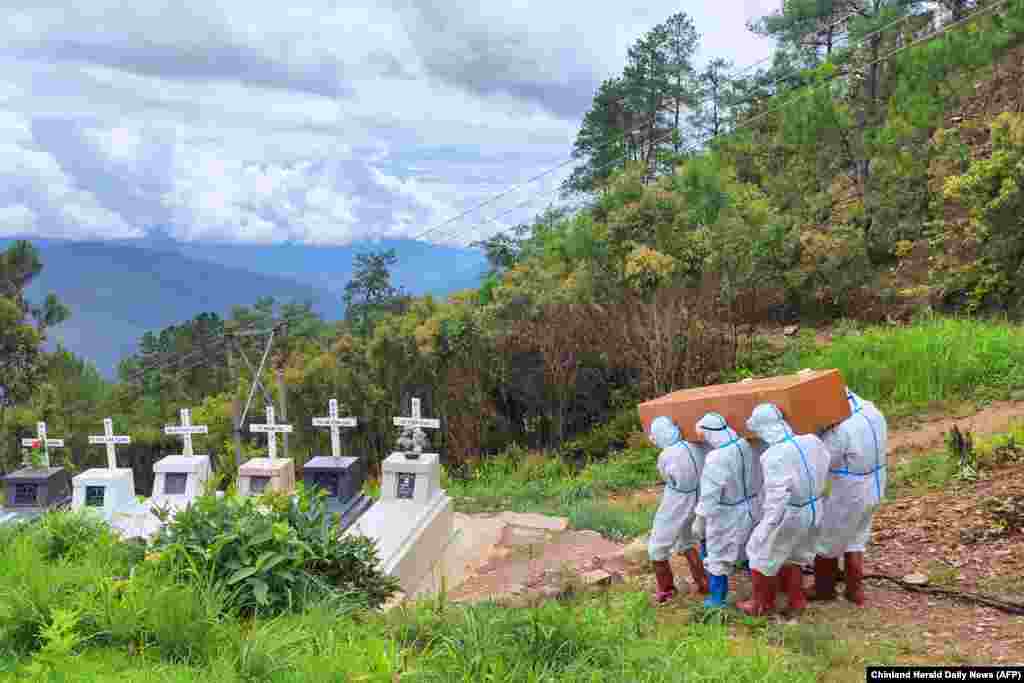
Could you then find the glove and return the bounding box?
[692,515,706,540]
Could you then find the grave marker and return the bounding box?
[347,397,453,593]
[72,418,136,521]
[304,399,370,527]
[392,398,440,459]
[239,406,296,496]
[21,422,64,468]
[2,421,71,515]
[151,408,213,508]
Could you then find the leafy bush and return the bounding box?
[151,486,398,615]
[34,510,115,563]
[559,409,642,461]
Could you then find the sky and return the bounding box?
[1,1,780,248]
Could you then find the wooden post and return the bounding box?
[226,332,243,468]
[277,367,289,462]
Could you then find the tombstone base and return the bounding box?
[2,466,72,511]
[302,455,366,508]
[346,492,454,594]
[334,492,374,533]
[238,458,295,496]
[151,454,212,512]
[72,468,137,521]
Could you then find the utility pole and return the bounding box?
[225,328,244,468]
[276,323,289,462]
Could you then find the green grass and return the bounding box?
[566,501,657,542]
[0,590,826,683]
[889,421,1024,495]
[790,316,1024,419]
[445,444,659,537]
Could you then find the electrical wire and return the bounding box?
[406,4,944,246]
[434,0,1010,248]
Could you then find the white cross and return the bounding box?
[88,418,131,470]
[392,397,440,431]
[249,405,293,461]
[164,408,208,458]
[21,421,64,468]
[312,398,357,459]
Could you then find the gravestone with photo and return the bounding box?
[303,399,371,529]
[346,397,454,593]
[239,406,295,496]
[1,422,72,522]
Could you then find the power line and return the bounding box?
[436,0,1010,248]
[118,320,283,386]
[408,3,945,248]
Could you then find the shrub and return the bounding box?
[150,486,398,615]
[34,510,114,563]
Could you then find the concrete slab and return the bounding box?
[407,512,508,599]
[502,525,552,547]
[500,511,569,531]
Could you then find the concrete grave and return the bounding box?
[73,418,136,522]
[304,399,371,529]
[152,408,213,511]
[240,406,295,496]
[346,398,453,593]
[1,422,72,519]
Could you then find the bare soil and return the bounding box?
[447,401,1024,670]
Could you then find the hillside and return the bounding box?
[13,241,335,378]
[2,238,489,377]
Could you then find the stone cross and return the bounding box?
[164,408,208,458]
[249,406,293,461]
[312,398,357,459]
[392,398,440,455]
[88,418,131,470]
[21,421,64,468]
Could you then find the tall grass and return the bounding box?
[446,444,658,533]
[795,316,1024,416]
[0,590,822,682]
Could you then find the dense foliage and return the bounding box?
[151,486,399,614]
[2,1,1023,491]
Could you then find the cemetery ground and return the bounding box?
[2,317,1024,681]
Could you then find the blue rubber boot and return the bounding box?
[703,574,728,608]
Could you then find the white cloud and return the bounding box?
[0,0,779,245]
[0,204,37,234]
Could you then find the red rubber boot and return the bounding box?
[737,570,778,616]
[844,552,866,606]
[809,556,839,601]
[781,564,808,614]
[683,547,709,594]
[652,560,678,605]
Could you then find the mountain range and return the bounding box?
[2,237,489,379]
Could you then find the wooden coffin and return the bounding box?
[637,369,850,442]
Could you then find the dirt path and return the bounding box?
[445,401,1024,670]
[888,400,1024,463]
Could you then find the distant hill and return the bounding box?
[166,238,489,299]
[1,238,488,379]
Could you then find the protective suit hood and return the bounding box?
[696,412,740,449]
[746,403,793,445]
[649,416,682,450]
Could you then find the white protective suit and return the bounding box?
[648,416,707,562]
[745,404,831,576]
[694,413,764,576]
[816,389,888,557]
